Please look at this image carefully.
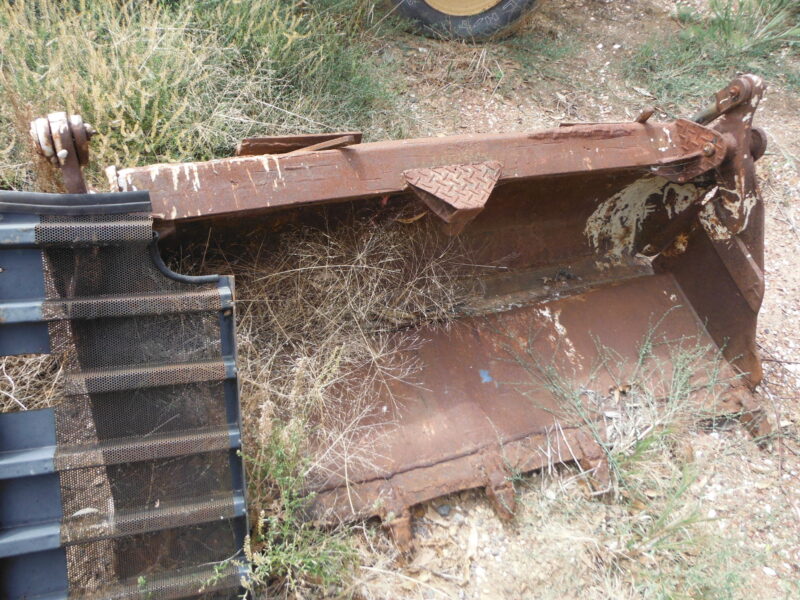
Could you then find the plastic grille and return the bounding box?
[89,381,229,437]
[41,244,216,300]
[106,451,234,510]
[67,524,242,599]
[35,212,245,598]
[109,521,241,581]
[69,313,222,370]
[61,494,238,544]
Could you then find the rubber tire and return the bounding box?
[392,0,539,40]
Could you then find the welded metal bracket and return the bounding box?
[404,161,502,234]
[691,75,763,125]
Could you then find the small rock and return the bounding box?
[436,504,451,517]
[762,566,777,577]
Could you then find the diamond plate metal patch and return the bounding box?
[404,161,502,233]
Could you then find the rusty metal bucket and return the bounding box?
[36,75,770,549]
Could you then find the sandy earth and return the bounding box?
[347,0,800,598]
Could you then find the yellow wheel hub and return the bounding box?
[424,0,503,17]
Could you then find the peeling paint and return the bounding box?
[740,193,757,231]
[170,165,181,191]
[535,306,580,362]
[584,175,698,258]
[699,202,731,240]
[181,164,202,192]
[270,155,285,186]
[701,188,758,240]
[258,156,271,176]
[664,183,698,218]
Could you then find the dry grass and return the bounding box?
[0,0,405,191]
[0,353,63,412]
[0,202,472,594]
[188,210,469,483]
[172,207,472,595]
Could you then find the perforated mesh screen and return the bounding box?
[36,214,154,245]
[36,213,245,599]
[40,288,223,321]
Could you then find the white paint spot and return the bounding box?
[170,165,181,191]
[740,193,757,231]
[536,307,580,363]
[259,156,271,175]
[182,164,201,192]
[270,155,284,185]
[699,202,731,240]
[190,164,201,191]
[664,183,698,218]
[584,175,699,258]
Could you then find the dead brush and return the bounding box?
[501,329,753,592]
[175,209,472,592]
[509,329,740,496]
[349,330,756,599]
[0,353,63,412]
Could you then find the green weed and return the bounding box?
[0,0,405,190]
[244,423,355,596]
[627,0,799,111]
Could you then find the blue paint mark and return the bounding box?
[479,369,493,383]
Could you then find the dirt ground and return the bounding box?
[347,0,800,598]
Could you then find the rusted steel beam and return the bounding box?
[112,119,726,222]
